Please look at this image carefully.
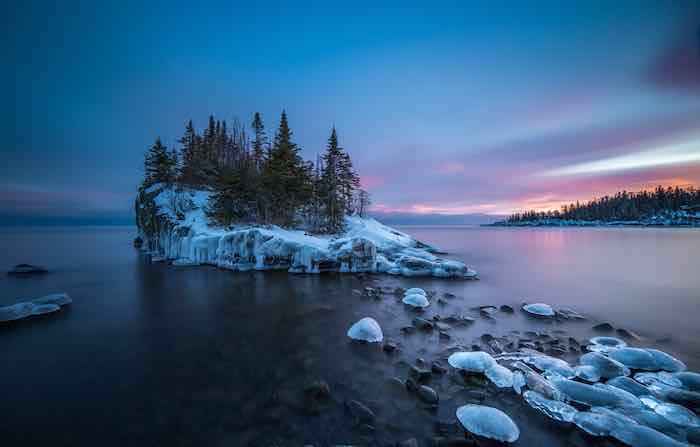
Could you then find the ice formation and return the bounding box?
[402,293,430,308]
[521,303,555,317]
[549,377,641,409]
[647,349,687,373]
[347,317,383,343]
[526,355,575,379]
[448,351,496,373]
[607,376,654,397]
[523,390,578,422]
[455,405,520,443]
[135,185,478,278]
[587,336,627,353]
[404,288,426,296]
[580,352,630,379]
[673,371,700,392]
[609,347,660,370]
[0,293,72,322]
[485,363,514,388]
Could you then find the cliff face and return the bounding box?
[135,184,477,278]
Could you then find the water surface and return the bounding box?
[1,225,698,446]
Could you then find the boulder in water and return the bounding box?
[347,317,383,342]
[580,352,630,379]
[402,293,429,308]
[0,302,35,322]
[448,351,496,373]
[404,288,426,296]
[456,405,520,443]
[587,336,626,353]
[523,390,578,422]
[7,264,48,275]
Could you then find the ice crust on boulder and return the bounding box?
[32,293,73,306]
[1,293,71,322]
[673,371,700,392]
[550,377,641,409]
[523,390,578,422]
[347,317,383,343]
[587,336,627,353]
[448,351,496,373]
[402,293,430,308]
[526,355,575,379]
[607,376,654,397]
[609,347,660,370]
[646,349,686,373]
[455,405,520,443]
[136,186,478,278]
[30,303,61,315]
[580,352,630,379]
[0,302,34,322]
[404,288,426,296]
[485,363,514,388]
[522,303,555,317]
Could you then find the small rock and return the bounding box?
[405,377,419,392]
[304,381,331,399]
[401,326,416,334]
[413,317,434,331]
[7,264,48,275]
[410,366,432,382]
[417,385,439,404]
[616,328,640,339]
[383,342,398,353]
[439,331,451,340]
[593,322,614,332]
[443,292,456,299]
[480,333,494,342]
[437,298,447,306]
[398,438,419,447]
[431,361,447,374]
[499,305,514,313]
[133,237,143,248]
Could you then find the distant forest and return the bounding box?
[506,186,700,224]
[141,111,369,233]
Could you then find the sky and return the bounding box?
[2,0,699,224]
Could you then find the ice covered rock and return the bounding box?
[556,307,585,320]
[526,355,575,379]
[673,371,700,392]
[573,407,630,437]
[455,405,520,443]
[611,423,689,447]
[7,263,48,275]
[587,336,627,353]
[641,396,700,427]
[402,293,429,308]
[574,407,687,446]
[512,370,526,394]
[580,352,630,379]
[522,303,555,317]
[607,376,654,397]
[485,363,514,388]
[347,317,383,343]
[574,365,602,383]
[30,303,61,315]
[448,351,496,373]
[523,390,578,422]
[646,349,686,373]
[513,361,562,400]
[404,288,426,296]
[550,377,641,408]
[0,302,34,322]
[609,347,659,370]
[31,293,72,306]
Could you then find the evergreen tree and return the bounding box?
[251,112,267,172]
[143,138,175,186]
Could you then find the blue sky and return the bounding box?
[2,0,699,223]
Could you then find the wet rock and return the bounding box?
[413,317,434,331]
[383,341,398,353]
[439,331,451,340]
[456,405,520,443]
[437,298,448,306]
[616,328,641,339]
[418,385,439,404]
[592,322,614,332]
[133,236,143,248]
[345,399,375,423]
[401,326,416,335]
[443,292,456,299]
[416,358,426,366]
[398,438,419,447]
[7,264,48,275]
[499,305,514,313]
[304,381,330,399]
[435,322,451,331]
[405,377,419,392]
[386,376,406,391]
[431,361,447,374]
[410,366,432,382]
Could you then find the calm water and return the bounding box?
[0,225,698,446]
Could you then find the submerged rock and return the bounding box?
[593,322,614,332]
[31,293,72,306]
[402,293,430,308]
[345,399,375,423]
[0,302,34,322]
[30,303,61,315]
[522,303,555,317]
[347,317,383,343]
[455,405,520,443]
[7,264,48,275]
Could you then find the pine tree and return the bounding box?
[251,112,267,172]
[179,120,197,184]
[143,138,175,187]
[319,127,360,231]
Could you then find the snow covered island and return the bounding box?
[135,185,478,279]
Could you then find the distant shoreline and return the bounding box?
[486,220,700,228]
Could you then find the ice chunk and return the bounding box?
[455,405,520,443]
[523,390,578,422]
[485,363,514,388]
[609,347,659,370]
[526,355,575,379]
[580,352,630,379]
[347,317,383,343]
[611,422,689,447]
[404,288,426,296]
[513,361,561,400]
[673,371,700,392]
[635,371,683,388]
[402,293,429,308]
[448,351,496,373]
[522,303,555,317]
[512,370,526,395]
[641,396,700,427]
[31,293,72,306]
[574,365,601,383]
[0,302,34,322]
[550,377,641,408]
[30,303,60,315]
[606,376,653,397]
[573,407,630,437]
[587,336,626,353]
[646,349,686,373]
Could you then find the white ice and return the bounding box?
[580,352,630,379]
[448,351,496,373]
[587,336,627,353]
[404,288,426,296]
[347,317,383,343]
[455,405,520,443]
[609,348,660,370]
[485,363,514,388]
[522,303,555,317]
[523,390,578,423]
[402,293,430,308]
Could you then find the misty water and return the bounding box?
[1,225,698,446]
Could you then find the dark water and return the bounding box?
[0,225,698,446]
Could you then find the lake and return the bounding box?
[1,225,698,446]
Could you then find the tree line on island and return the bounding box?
[505,186,700,224]
[142,111,370,233]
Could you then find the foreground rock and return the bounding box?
[7,264,48,275]
[0,293,72,323]
[135,185,478,278]
[455,405,520,443]
[347,317,383,342]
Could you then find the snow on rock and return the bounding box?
[402,293,430,308]
[456,405,520,443]
[404,288,426,296]
[522,303,555,317]
[448,351,497,373]
[347,317,383,343]
[0,293,72,322]
[135,186,478,278]
[485,363,515,388]
[587,336,627,353]
[580,352,630,379]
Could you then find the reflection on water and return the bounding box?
[0,225,697,446]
